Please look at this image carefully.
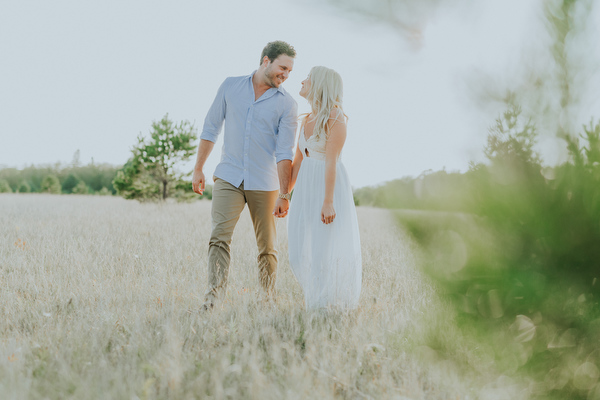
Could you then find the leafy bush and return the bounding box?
[113,157,161,201]
[18,181,31,193]
[97,187,112,196]
[40,175,61,194]
[62,173,81,194]
[72,181,89,195]
[0,179,12,193]
[395,109,600,399]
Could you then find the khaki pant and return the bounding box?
[205,178,278,300]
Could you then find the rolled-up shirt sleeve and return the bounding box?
[275,99,298,163]
[200,79,228,143]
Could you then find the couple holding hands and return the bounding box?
[192,41,361,311]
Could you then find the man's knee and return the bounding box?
[209,238,232,251]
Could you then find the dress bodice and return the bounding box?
[299,124,328,161]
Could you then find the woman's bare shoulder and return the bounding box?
[328,108,346,125]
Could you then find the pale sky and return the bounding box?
[1,0,599,188]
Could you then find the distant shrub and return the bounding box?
[18,181,31,193]
[72,181,89,195]
[40,175,61,194]
[97,187,112,196]
[62,173,80,194]
[0,179,12,193]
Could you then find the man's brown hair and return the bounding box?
[259,41,296,65]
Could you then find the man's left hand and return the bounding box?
[273,198,289,218]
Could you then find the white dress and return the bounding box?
[287,123,362,310]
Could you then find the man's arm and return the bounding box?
[273,159,292,217]
[273,99,298,217]
[192,139,215,195]
[193,79,227,195]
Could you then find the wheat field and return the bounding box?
[0,194,524,399]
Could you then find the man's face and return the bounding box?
[264,55,294,88]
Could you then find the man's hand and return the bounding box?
[192,170,206,195]
[273,198,289,218]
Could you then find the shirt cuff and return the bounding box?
[199,131,218,143]
[275,153,294,163]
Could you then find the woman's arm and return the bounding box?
[289,144,304,192]
[321,110,347,224]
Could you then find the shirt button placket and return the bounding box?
[244,106,252,185]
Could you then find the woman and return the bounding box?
[287,66,362,310]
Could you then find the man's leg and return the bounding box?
[205,179,246,308]
[246,189,279,296]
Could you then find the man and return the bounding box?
[192,41,297,310]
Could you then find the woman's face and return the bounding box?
[299,76,311,98]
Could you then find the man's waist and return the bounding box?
[214,165,279,191]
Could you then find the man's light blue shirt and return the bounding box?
[200,72,298,191]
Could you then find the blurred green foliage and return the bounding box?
[97,187,112,196]
[0,179,11,193]
[380,107,600,399]
[113,114,200,202]
[354,170,470,211]
[0,162,119,195]
[61,173,81,194]
[17,181,31,193]
[71,180,90,195]
[40,175,61,194]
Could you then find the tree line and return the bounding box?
[0,160,119,195]
[0,115,212,200]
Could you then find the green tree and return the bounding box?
[483,105,541,168]
[40,175,61,194]
[97,187,112,196]
[113,156,160,201]
[62,173,81,194]
[72,180,89,194]
[18,181,31,193]
[0,179,12,193]
[113,114,198,201]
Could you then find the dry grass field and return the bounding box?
[0,194,525,399]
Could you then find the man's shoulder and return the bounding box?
[221,74,250,87]
[277,86,298,107]
[225,73,252,82]
[277,85,291,97]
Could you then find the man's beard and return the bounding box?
[265,67,280,88]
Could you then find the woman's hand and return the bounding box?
[321,202,336,224]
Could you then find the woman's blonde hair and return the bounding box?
[304,66,347,140]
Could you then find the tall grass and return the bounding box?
[0,194,513,399]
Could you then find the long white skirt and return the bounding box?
[287,157,362,310]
